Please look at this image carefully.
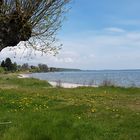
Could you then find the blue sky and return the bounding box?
[1,0,140,70]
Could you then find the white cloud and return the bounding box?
[1,27,140,69]
[104,27,126,33]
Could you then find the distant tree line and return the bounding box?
[0,57,60,73]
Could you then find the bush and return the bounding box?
[0,67,5,73]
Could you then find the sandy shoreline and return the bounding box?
[17,74,98,88]
[17,74,30,78]
[48,81,98,88]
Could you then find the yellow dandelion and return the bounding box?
[91,109,96,113]
[78,116,81,119]
[112,109,115,112]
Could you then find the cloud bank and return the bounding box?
[0,27,140,70]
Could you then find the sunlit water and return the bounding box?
[27,70,140,87]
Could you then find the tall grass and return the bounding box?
[0,74,139,140]
[100,79,117,87]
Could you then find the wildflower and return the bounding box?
[91,109,96,113]
[35,107,39,110]
[78,116,81,119]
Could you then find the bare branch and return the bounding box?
[0,0,70,54]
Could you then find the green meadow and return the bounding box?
[0,74,140,140]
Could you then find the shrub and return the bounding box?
[0,67,5,73]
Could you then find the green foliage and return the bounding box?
[29,66,40,73]
[1,60,5,67]
[21,63,29,71]
[4,58,13,71]
[0,58,17,72]
[0,74,51,89]
[12,62,17,71]
[38,64,49,72]
[0,67,4,73]
[0,74,139,140]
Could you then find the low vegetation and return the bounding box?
[0,74,140,140]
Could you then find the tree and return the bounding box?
[1,58,17,71]
[0,0,70,53]
[1,60,5,67]
[30,65,40,72]
[21,63,29,70]
[4,58,13,71]
[12,62,17,71]
[38,63,49,72]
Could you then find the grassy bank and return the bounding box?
[0,74,140,140]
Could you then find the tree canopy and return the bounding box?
[0,0,70,53]
[1,57,17,71]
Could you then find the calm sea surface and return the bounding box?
[27,70,140,87]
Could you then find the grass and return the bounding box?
[0,73,140,140]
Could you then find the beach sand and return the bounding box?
[48,81,98,88]
[17,74,30,78]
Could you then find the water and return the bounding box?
[27,70,140,87]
